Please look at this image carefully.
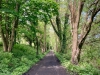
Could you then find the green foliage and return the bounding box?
[0,44,47,75]
[56,52,100,75]
[0,51,12,61]
[17,0,59,47]
[0,42,3,46]
[21,0,58,25]
[13,44,35,57]
[0,51,12,75]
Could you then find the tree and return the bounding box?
[48,0,69,53]
[19,0,58,53]
[69,0,100,64]
[0,0,22,52]
[61,13,69,52]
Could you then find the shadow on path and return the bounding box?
[23,51,70,75]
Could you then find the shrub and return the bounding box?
[0,44,48,75]
[0,42,3,46]
[56,52,100,75]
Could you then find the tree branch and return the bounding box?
[76,0,85,27]
[88,0,99,8]
[78,0,100,47]
[49,18,59,36]
[46,12,59,37]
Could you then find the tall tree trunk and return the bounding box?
[0,0,8,51]
[61,13,69,53]
[0,28,8,51]
[8,3,20,52]
[69,0,100,64]
[69,0,84,64]
[71,22,79,64]
[55,34,58,52]
[1,3,20,52]
[48,0,62,52]
[44,23,46,52]
[36,36,39,55]
[8,27,15,51]
[56,15,62,51]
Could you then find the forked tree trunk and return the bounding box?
[8,27,15,51]
[0,2,20,52]
[0,0,8,51]
[69,0,100,64]
[8,3,20,52]
[69,0,84,64]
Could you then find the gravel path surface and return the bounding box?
[23,51,70,75]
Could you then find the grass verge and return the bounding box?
[56,52,100,75]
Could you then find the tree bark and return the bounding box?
[0,2,20,52]
[44,23,47,52]
[48,14,62,52]
[0,0,8,51]
[71,23,79,64]
[77,0,100,61]
[69,0,84,64]
[61,13,69,53]
[69,0,100,64]
[56,15,62,51]
[47,0,63,52]
[8,3,20,52]
[36,36,39,55]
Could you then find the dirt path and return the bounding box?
[23,51,70,75]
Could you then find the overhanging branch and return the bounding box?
[47,13,59,37]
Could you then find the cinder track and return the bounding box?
[23,51,70,75]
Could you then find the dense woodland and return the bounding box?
[0,0,100,75]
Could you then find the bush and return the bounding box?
[0,42,3,46]
[0,44,48,75]
[12,44,35,57]
[0,51,12,60]
[0,51,12,75]
[56,52,100,75]
[11,65,29,75]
